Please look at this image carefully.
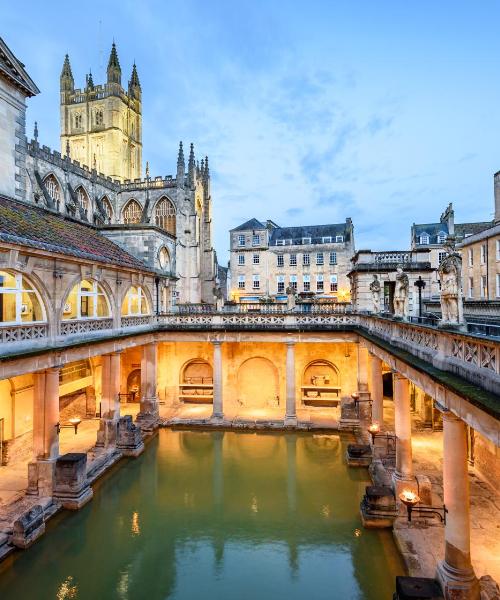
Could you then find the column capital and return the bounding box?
[212,339,222,347]
[441,409,462,423]
[393,371,407,382]
[285,340,296,347]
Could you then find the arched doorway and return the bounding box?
[237,357,279,408]
[127,369,141,402]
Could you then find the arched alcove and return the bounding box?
[302,360,340,407]
[179,359,213,404]
[237,357,279,408]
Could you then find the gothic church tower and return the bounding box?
[60,43,142,181]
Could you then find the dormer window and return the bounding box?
[437,232,447,244]
[276,240,285,246]
[335,235,344,243]
[322,236,332,243]
[419,234,430,245]
[302,237,311,245]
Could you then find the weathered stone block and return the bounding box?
[27,459,56,497]
[11,505,45,549]
[117,415,144,457]
[346,443,372,467]
[95,418,118,448]
[415,474,433,506]
[394,576,443,599]
[52,453,93,510]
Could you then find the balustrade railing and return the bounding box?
[60,318,113,336]
[0,323,49,342]
[121,315,152,327]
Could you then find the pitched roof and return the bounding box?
[0,37,39,97]
[270,223,350,244]
[0,195,153,272]
[413,221,493,245]
[231,218,266,231]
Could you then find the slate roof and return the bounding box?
[413,221,492,245]
[0,196,153,272]
[0,37,39,97]
[270,223,350,245]
[231,218,266,232]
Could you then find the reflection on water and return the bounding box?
[0,430,405,600]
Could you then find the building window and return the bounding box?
[276,239,285,246]
[302,237,311,245]
[329,252,337,265]
[322,236,332,243]
[438,251,447,264]
[468,248,474,267]
[330,275,338,292]
[335,235,344,243]
[497,274,500,298]
[63,279,111,320]
[289,275,297,291]
[155,197,176,235]
[101,196,113,222]
[238,276,245,289]
[419,234,429,245]
[238,235,246,247]
[316,275,324,292]
[158,247,171,271]
[480,276,487,298]
[303,253,310,266]
[0,271,45,325]
[253,275,260,289]
[303,275,310,292]
[252,234,260,246]
[468,277,474,298]
[43,174,62,205]
[238,254,245,266]
[121,286,150,316]
[316,252,324,265]
[74,113,82,129]
[277,254,284,267]
[480,244,486,264]
[95,109,103,126]
[253,254,260,265]
[290,254,297,266]
[123,199,142,224]
[497,239,500,261]
[437,232,447,244]
[277,276,285,293]
[76,186,90,216]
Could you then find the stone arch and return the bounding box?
[126,369,141,401]
[75,185,91,217]
[236,357,279,408]
[59,276,112,322]
[0,269,49,326]
[122,198,142,224]
[158,246,171,272]
[179,359,213,404]
[101,195,113,222]
[302,359,340,388]
[42,172,63,206]
[120,284,152,317]
[154,196,176,236]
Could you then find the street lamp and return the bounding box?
[399,489,447,524]
[413,276,426,319]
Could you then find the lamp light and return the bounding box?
[367,422,380,444]
[399,489,447,524]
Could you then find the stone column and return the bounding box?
[285,340,297,426]
[29,367,60,496]
[369,353,384,424]
[357,344,369,394]
[392,372,414,495]
[437,412,479,600]
[137,342,159,421]
[212,340,223,420]
[97,351,121,448]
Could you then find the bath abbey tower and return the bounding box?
[60,44,142,182]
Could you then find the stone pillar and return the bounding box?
[357,344,369,394]
[437,413,479,600]
[392,372,415,495]
[28,367,60,496]
[96,351,121,448]
[285,340,297,426]
[137,342,159,421]
[369,353,384,424]
[212,340,223,420]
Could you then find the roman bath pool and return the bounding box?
[0,430,404,599]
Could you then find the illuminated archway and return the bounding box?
[237,357,279,408]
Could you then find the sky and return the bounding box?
[3,0,500,263]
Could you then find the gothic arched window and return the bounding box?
[95,109,103,126]
[101,196,113,222]
[122,199,142,224]
[76,186,90,216]
[154,197,176,236]
[63,279,111,320]
[43,174,62,205]
[74,113,82,128]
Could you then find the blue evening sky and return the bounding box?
[4,1,500,263]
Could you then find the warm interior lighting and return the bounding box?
[399,490,420,506]
[367,422,380,444]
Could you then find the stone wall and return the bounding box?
[1,430,32,466]
[474,431,500,491]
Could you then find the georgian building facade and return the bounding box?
[228,218,355,302]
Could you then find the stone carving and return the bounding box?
[369,274,381,314]
[286,285,296,311]
[438,240,463,325]
[393,265,409,319]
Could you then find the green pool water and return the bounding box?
[0,430,404,599]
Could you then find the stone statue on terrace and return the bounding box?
[286,285,296,311]
[393,265,409,319]
[438,239,464,326]
[369,274,381,314]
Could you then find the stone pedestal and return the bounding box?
[11,505,45,548]
[52,453,93,510]
[360,485,397,529]
[117,416,144,457]
[392,373,416,497]
[27,459,56,497]
[211,340,224,421]
[436,413,479,600]
[284,340,297,427]
[96,418,118,448]
[339,396,359,431]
